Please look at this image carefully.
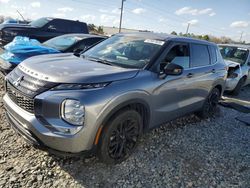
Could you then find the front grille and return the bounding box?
[6,66,57,113]
[7,66,57,98]
[6,82,34,113]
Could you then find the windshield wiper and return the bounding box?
[86,57,115,66]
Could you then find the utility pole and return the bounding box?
[239,31,243,42]
[185,23,190,35]
[119,0,125,33]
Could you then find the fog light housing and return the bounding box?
[61,99,85,126]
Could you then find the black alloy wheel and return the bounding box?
[97,110,142,164]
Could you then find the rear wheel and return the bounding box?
[196,88,220,119]
[231,77,246,96]
[97,110,142,164]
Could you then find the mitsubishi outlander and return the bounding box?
[3,33,227,164]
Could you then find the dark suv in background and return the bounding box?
[0,17,89,45]
[4,33,227,164]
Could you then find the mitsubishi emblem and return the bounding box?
[13,76,24,87]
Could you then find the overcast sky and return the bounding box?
[0,0,250,42]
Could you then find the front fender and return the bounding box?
[95,90,152,129]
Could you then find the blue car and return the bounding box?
[0,34,106,75]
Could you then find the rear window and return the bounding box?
[191,44,210,67]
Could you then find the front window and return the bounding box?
[43,35,84,51]
[164,44,190,69]
[219,46,249,65]
[29,17,52,28]
[83,35,165,69]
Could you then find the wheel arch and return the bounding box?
[93,98,151,146]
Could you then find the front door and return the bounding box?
[151,42,197,126]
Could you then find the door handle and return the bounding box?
[187,73,193,78]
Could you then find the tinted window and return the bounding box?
[208,46,217,64]
[46,20,66,32]
[70,22,82,32]
[164,44,190,69]
[74,38,104,52]
[30,17,52,27]
[191,44,210,67]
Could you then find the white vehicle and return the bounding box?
[219,44,250,95]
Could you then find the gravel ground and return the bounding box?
[0,76,249,188]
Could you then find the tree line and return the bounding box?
[0,15,248,44]
[170,31,247,44]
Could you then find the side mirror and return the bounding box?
[73,49,83,57]
[159,63,183,79]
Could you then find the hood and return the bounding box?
[0,36,60,65]
[224,60,240,68]
[19,53,139,83]
[0,23,33,30]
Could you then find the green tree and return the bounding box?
[88,24,96,32]
[170,31,177,35]
[202,35,210,41]
[97,26,104,34]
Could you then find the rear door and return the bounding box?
[189,43,216,103]
[40,19,67,41]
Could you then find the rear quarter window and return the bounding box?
[70,22,89,33]
[191,44,210,67]
[208,46,217,64]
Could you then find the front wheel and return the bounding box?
[97,110,143,164]
[196,88,221,119]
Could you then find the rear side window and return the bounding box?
[191,44,210,67]
[70,22,82,32]
[46,20,66,32]
[70,22,88,33]
[74,38,104,51]
[208,46,217,64]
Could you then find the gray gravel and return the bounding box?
[0,76,249,188]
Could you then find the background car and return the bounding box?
[0,17,89,46]
[219,44,250,95]
[0,34,107,75]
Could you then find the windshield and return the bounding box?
[29,17,51,27]
[43,35,84,51]
[83,35,165,69]
[219,46,249,65]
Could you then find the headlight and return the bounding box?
[61,99,85,126]
[52,82,110,90]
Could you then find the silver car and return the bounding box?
[219,44,250,95]
[3,33,227,164]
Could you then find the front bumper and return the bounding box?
[3,94,95,154]
[225,77,239,91]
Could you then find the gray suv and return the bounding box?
[3,33,227,164]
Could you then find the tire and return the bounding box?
[231,77,246,96]
[196,87,221,119]
[97,109,143,164]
